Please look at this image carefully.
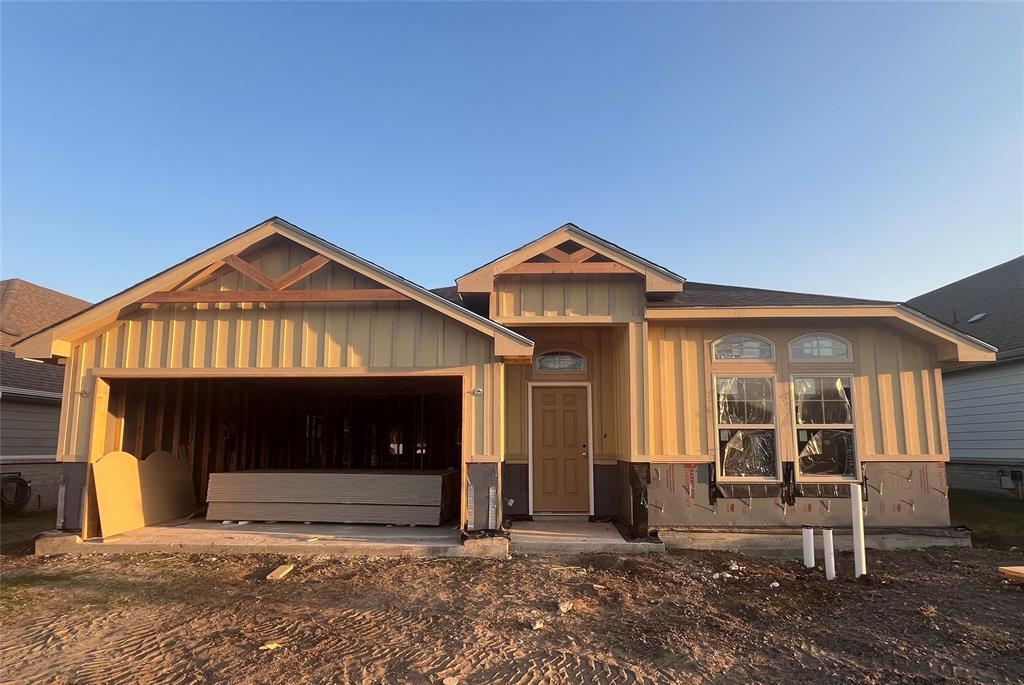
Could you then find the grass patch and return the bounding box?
[949,490,1024,549]
[1,509,57,555]
[0,570,77,609]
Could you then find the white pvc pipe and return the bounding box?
[802,526,815,568]
[822,527,836,581]
[851,483,867,577]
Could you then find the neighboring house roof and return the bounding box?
[1,279,90,394]
[646,281,896,308]
[907,256,1024,362]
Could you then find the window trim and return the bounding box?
[790,374,859,482]
[788,333,854,363]
[711,333,776,362]
[712,373,782,482]
[533,350,587,375]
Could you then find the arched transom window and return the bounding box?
[790,334,851,361]
[713,334,774,361]
[534,351,586,374]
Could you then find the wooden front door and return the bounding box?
[531,386,590,513]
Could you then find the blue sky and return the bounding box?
[2,2,1021,304]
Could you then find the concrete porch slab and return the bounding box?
[35,519,509,558]
[509,520,664,555]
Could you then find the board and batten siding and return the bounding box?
[504,326,630,465]
[943,360,1024,463]
[56,245,503,463]
[493,275,644,323]
[646,322,948,462]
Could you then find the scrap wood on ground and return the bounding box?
[1,547,1022,684]
[998,566,1024,584]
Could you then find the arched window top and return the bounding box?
[535,351,586,374]
[713,334,774,361]
[789,334,852,361]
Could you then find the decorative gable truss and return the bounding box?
[15,218,534,360]
[136,242,407,307]
[501,240,637,276]
[456,223,685,294]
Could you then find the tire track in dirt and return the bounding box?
[4,548,1022,684]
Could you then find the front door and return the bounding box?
[531,386,590,513]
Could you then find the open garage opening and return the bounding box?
[103,376,464,529]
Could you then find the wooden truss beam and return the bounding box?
[273,254,331,290]
[139,289,409,304]
[569,247,597,263]
[180,253,334,294]
[173,260,226,292]
[223,255,277,290]
[542,247,572,262]
[501,262,636,276]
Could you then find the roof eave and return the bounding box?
[643,303,997,363]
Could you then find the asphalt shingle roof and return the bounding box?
[1,279,90,394]
[646,282,895,308]
[433,281,894,314]
[907,256,1024,361]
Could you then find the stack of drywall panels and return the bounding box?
[206,469,458,526]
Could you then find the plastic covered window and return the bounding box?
[715,377,777,478]
[534,351,586,373]
[713,335,774,361]
[790,335,851,361]
[793,376,856,478]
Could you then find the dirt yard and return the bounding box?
[1,544,1022,685]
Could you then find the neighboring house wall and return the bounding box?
[943,360,1024,497]
[0,396,64,511]
[0,396,62,456]
[1,279,90,513]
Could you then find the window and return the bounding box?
[793,376,856,479]
[790,334,851,361]
[715,376,778,479]
[713,334,774,361]
[534,351,586,373]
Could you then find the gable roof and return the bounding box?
[13,217,533,360]
[1,279,90,394]
[456,223,685,294]
[907,256,1024,361]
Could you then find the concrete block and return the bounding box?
[34,532,83,555]
[460,536,510,559]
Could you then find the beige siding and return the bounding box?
[504,326,629,465]
[647,324,707,458]
[58,244,501,462]
[646,322,947,462]
[494,276,644,323]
